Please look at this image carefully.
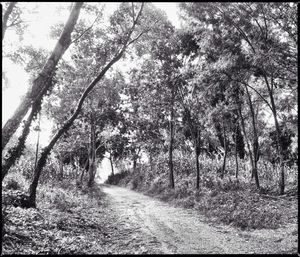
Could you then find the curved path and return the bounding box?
[102,184,297,254]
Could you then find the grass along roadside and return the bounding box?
[106,169,298,231]
[2,171,150,254]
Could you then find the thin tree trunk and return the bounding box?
[34,114,41,169]
[235,124,239,179]
[2,2,17,40]
[132,147,140,172]
[70,154,76,179]
[110,152,114,176]
[92,155,97,182]
[221,120,227,179]
[195,134,200,189]
[237,98,255,180]
[27,3,144,207]
[74,156,80,178]
[133,155,137,172]
[263,75,285,194]
[80,165,86,183]
[2,2,83,150]
[245,86,260,189]
[168,89,175,189]
[88,119,96,187]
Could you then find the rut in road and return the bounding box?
[102,184,297,254]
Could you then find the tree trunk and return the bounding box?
[34,115,41,170]
[237,98,255,180]
[245,86,260,189]
[195,136,200,190]
[2,2,83,150]
[264,75,285,194]
[109,152,114,176]
[70,153,76,178]
[132,146,141,172]
[132,152,138,172]
[2,104,38,181]
[235,124,239,179]
[74,156,80,178]
[168,89,175,189]
[221,121,227,179]
[26,3,144,207]
[80,164,86,183]
[2,2,17,41]
[88,118,96,187]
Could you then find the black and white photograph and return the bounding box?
[1,2,298,254]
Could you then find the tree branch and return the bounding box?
[131,2,135,23]
[223,71,274,111]
[2,2,17,40]
[71,12,101,45]
[215,5,256,54]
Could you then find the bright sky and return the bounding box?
[2,2,181,182]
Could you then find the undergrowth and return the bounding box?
[2,171,108,254]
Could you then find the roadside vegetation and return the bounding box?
[2,168,112,254]
[106,152,297,230]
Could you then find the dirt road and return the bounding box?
[102,184,297,254]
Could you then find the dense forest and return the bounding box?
[2,2,298,254]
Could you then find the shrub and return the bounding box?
[130,173,144,190]
[147,179,166,195]
[106,170,130,185]
[4,178,21,191]
[2,190,31,208]
[3,172,28,191]
[174,187,190,199]
[176,195,195,209]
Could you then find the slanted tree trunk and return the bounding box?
[2,2,17,40]
[2,2,83,151]
[2,104,38,181]
[26,3,145,207]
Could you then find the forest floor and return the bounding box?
[2,180,298,254]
